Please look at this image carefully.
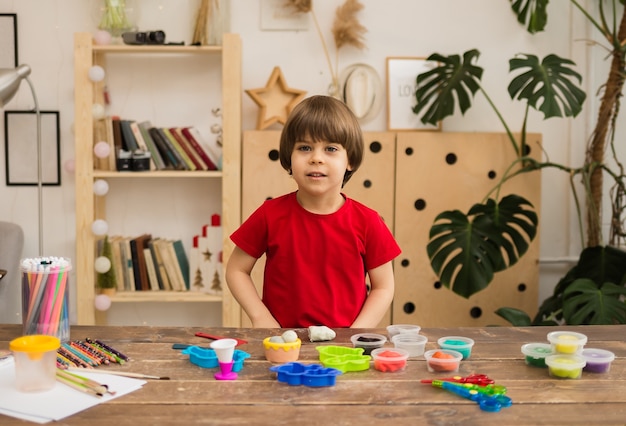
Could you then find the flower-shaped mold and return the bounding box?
[316,346,371,373]
[182,346,251,372]
[269,362,342,387]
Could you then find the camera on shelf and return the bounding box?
[121,30,166,45]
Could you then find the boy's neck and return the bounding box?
[296,191,346,215]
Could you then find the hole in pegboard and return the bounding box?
[403,302,416,314]
[369,141,382,153]
[445,153,457,165]
[401,259,410,267]
[523,144,531,156]
[268,149,279,161]
[363,179,372,188]
[470,306,482,318]
[518,283,527,292]
[433,281,442,289]
[414,199,426,211]
[488,170,497,179]
[405,147,414,156]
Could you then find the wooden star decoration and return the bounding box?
[245,66,307,130]
[202,248,213,262]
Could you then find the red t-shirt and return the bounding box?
[230,192,401,328]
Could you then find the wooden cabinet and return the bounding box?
[73,33,241,326]
[239,131,542,327]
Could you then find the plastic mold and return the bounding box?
[270,362,342,387]
[316,346,371,372]
[182,346,250,372]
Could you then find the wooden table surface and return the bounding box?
[1,324,624,425]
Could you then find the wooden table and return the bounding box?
[1,324,624,425]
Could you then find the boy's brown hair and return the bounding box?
[279,95,364,185]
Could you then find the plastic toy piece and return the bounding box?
[316,346,371,372]
[421,374,495,386]
[211,339,239,380]
[181,346,250,372]
[431,380,512,412]
[195,332,248,346]
[269,362,342,387]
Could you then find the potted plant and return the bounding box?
[412,0,626,325]
[97,235,117,296]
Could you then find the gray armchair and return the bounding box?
[0,221,24,324]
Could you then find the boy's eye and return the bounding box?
[296,145,311,151]
[326,146,338,152]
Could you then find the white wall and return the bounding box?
[0,0,622,326]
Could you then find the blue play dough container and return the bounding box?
[182,346,250,372]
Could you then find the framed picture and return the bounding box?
[4,110,61,186]
[0,14,18,68]
[386,57,441,131]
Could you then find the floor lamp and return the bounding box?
[0,64,44,256]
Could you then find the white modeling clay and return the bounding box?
[281,330,298,343]
[308,326,336,342]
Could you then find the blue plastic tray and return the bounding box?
[182,346,250,372]
[269,362,342,387]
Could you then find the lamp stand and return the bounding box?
[24,77,43,257]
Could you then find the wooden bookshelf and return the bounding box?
[74,33,242,326]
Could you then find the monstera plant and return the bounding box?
[413,0,626,325]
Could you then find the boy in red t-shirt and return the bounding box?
[226,95,401,328]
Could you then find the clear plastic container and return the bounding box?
[581,348,615,373]
[424,349,463,373]
[545,354,586,379]
[521,342,553,368]
[386,324,421,338]
[350,333,387,355]
[371,348,409,372]
[547,331,587,354]
[437,336,475,359]
[10,335,60,392]
[391,333,427,357]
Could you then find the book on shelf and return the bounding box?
[172,239,190,290]
[149,127,187,170]
[129,234,152,291]
[121,237,135,291]
[162,128,197,171]
[119,120,140,152]
[109,235,126,292]
[137,121,166,170]
[181,127,219,171]
[168,127,207,171]
[93,117,115,171]
[154,238,184,291]
[143,247,160,291]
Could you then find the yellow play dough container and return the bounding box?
[9,335,60,392]
[547,331,587,354]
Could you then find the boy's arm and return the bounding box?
[350,261,395,328]
[225,246,281,328]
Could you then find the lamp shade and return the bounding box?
[0,64,32,106]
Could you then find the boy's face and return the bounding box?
[290,138,352,197]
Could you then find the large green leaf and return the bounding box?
[509,0,549,34]
[413,49,483,126]
[562,279,626,325]
[508,54,586,119]
[534,246,626,324]
[427,195,538,298]
[494,307,532,326]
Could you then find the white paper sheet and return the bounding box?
[0,360,146,423]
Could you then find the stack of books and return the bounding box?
[93,116,222,172]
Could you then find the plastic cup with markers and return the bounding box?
[210,338,239,380]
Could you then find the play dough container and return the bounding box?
[424,349,463,373]
[437,336,475,359]
[9,335,61,392]
[263,337,301,363]
[521,342,553,368]
[545,354,586,379]
[371,348,409,372]
[350,333,387,355]
[581,348,615,373]
[392,333,428,357]
[386,324,421,338]
[547,331,587,354]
